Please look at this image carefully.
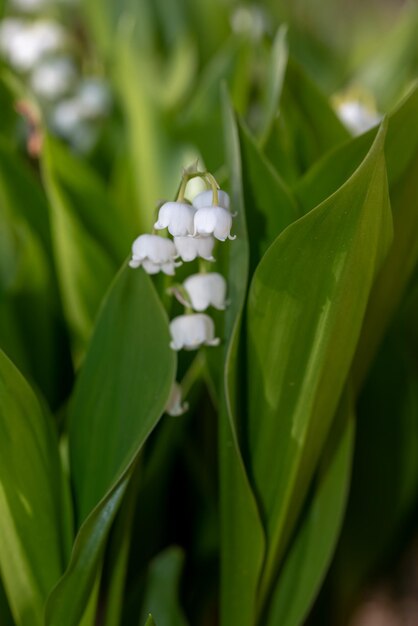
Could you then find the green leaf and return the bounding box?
[265,390,355,626]
[0,139,72,408]
[264,58,350,184]
[353,85,418,389]
[0,350,72,626]
[237,118,299,271]
[144,616,157,626]
[258,25,288,145]
[139,548,188,626]
[218,89,265,626]
[246,121,392,617]
[332,303,418,613]
[42,137,118,356]
[45,265,176,626]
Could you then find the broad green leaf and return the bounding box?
[42,136,117,356]
[295,86,418,388]
[71,265,176,521]
[247,121,392,615]
[354,85,418,388]
[0,138,72,409]
[0,350,72,626]
[331,303,418,613]
[144,616,157,626]
[238,118,299,271]
[45,265,176,626]
[264,57,350,184]
[265,390,355,626]
[218,89,265,626]
[139,548,188,626]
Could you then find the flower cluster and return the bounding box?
[0,0,111,152]
[129,168,236,415]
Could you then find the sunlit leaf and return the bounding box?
[0,350,72,626]
[247,121,392,616]
[45,265,176,626]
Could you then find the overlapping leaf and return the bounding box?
[218,90,265,626]
[246,121,392,617]
[0,351,72,626]
[45,266,176,626]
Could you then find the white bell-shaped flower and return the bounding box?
[129,234,179,275]
[174,236,215,262]
[337,101,381,136]
[165,382,189,416]
[7,20,65,71]
[192,189,230,210]
[31,57,76,99]
[170,314,220,351]
[77,78,111,118]
[183,273,227,311]
[194,207,235,241]
[154,201,196,237]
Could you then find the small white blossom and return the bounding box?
[77,78,111,118]
[11,0,49,12]
[165,382,189,416]
[192,189,230,210]
[154,201,196,237]
[337,101,381,136]
[174,236,215,262]
[4,20,65,71]
[170,314,220,351]
[194,207,235,241]
[183,273,227,311]
[0,18,25,53]
[129,234,179,275]
[31,56,76,99]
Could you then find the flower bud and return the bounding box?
[165,382,189,416]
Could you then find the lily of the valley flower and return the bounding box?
[31,56,76,99]
[174,235,215,262]
[194,206,235,241]
[183,273,227,311]
[154,201,196,237]
[337,101,381,136]
[129,234,179,275]
[1,19,65,71]
[165,382,189,416]
[192,189,230,210]
[170,313,220,351]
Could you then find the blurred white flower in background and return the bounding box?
[76,78,111,118]
[0,19,66,71]
[336,100,382,135]
[31,56,76,99]
[10,0,49,13]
